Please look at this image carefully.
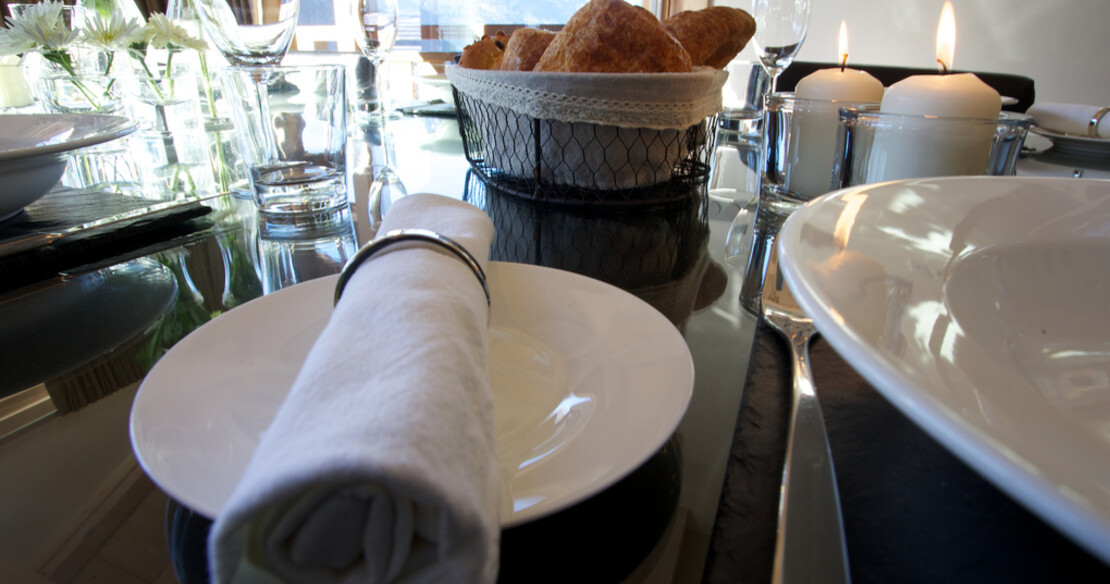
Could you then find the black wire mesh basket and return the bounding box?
[464,169,711,325]
[449,67,725,206]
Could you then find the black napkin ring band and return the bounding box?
[333,228,490,308]
[1089,106,1110,138]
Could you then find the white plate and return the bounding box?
[1031,125,1110,158]
[130,262,694,527]
[777,176,1110,565]
[0,113,137,221]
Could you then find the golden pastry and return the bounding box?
[499,28,557,72]
[664,6,757,69]
[534,0,693,73]
[458,32,509,70]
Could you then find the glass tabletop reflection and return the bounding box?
[0,110,763,582]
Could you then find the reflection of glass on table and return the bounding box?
[256,208,358,294]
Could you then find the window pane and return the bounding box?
[300,0,337,26]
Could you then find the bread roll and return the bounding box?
[499,28,557,72]
[458,32,509,70]
[664,6,756,69]
[534,0,693,73]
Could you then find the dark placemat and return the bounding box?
[0,187,212,292]
[163,438,682,584]
[703,322,1110,583]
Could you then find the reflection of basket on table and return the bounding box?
[465,171,716,327]
[448,66,728,203]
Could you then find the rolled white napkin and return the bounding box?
[1027,101,1110,138]
[209,194,500,584]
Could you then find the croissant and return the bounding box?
[664,7,757,69]
[458,32,509,70]
[533,0,693,73]
[499,28,557,72]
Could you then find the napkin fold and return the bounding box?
[1027,101,1110,138]
[209,194,500,584]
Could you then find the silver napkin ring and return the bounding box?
[333,229,490,307]
[1089,106,1110,138]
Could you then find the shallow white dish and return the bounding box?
[130,262,694,527]
[777,176,1110,564]
[0,113,137,221]
[1031,125,1110,159]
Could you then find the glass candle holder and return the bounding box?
[762,92,881,206]
[832,106,1032,188]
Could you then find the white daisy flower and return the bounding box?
[143,14,208,52]
[0,1,80,56]
[84,11,144,52]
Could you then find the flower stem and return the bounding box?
[104,51,117,96]
[44,50,102,110]
[164,50,177,98]
[198,52,219,118]
[130,48,167,103]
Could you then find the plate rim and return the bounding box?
[0,113,138,162]
[777,176,1110,565]
[1031,124,1110,147]
[130,261,694,526]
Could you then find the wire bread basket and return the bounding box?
[448,66,728,205]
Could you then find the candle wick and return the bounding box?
[936,59,949,74]
[840,54,848,71]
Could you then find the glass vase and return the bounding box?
[40,71,123,114]
[38,49,124,114]
[129,61,201,133]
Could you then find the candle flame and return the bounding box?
[838,21,849,69]
[936,2,956,72]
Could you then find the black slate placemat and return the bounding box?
[0,187,212,292]
[703,322,1110,583]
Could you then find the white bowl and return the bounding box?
[0,113,137,221]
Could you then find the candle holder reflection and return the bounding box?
[728,192,791,316]
[832,105,1032,188]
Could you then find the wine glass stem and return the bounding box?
[372,59,396,169]
[255,77,281,170]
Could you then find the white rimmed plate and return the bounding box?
[1031,125,1110,159]
[776,176,1110,564]
[130,262,694,527]
[0,113,137,221]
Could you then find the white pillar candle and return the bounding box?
[783,22,883,198]
[881,73,1001,119]
[796,69,885,103]
[864,3,1003,183]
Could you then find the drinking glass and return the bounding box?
[751,0,811,95]
[222,65,349,215]
[193,0,300,66]
[349,0,406,238]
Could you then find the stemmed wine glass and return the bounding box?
[350,0,406,240]
[193,0,300,67]
[351,0,399,117]
[751,0,812,97]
